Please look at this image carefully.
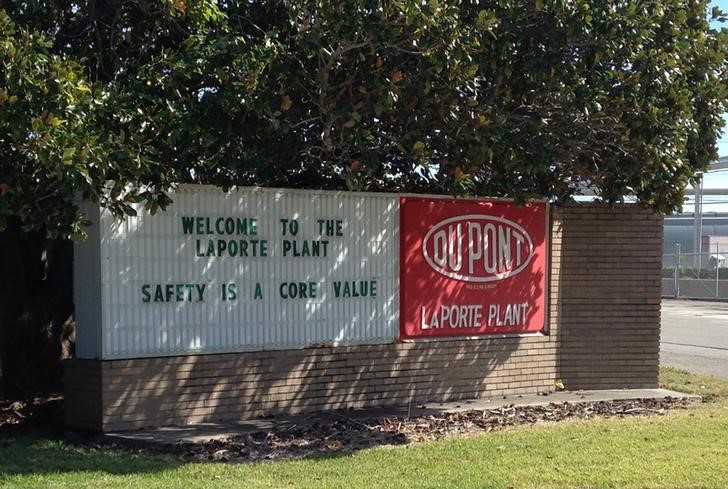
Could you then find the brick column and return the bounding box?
[554,205,662,389]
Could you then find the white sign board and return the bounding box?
[74,186,399,359]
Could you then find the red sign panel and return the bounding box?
[400,197,547,339]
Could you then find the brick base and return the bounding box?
[65,204,662,432]
[66,336,556,431]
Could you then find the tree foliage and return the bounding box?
[1,0,727,237]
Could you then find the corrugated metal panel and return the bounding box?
[97,186,399,359]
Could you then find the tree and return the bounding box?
[1,1,727,241]
[0,8,177,239]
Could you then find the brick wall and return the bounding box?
[64,359,102,431]
[64,203,662,432]
[553,205,662,389]
[87,337,557,431]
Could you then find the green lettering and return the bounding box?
[279,282,317,299]
[317,220,343,237]
[254,283,263,299]
[215,217,225,234]
[154,285,164,302]
[236,218,247,235]
[331,280,376,299]
[165,284,174,302]
[181,216,195,234]
[225,218,235,234]
[195,284,206,302]
[222,283,237,301]
[234,218,257,235]
[175,284,184,301]
[141,284,151,302]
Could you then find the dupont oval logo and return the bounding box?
[422,214,534,282]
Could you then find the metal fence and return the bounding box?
[663,245,728,299]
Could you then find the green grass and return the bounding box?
[2,368,728,489]
[659,366,728,400]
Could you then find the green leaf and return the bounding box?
[62,147,76,165]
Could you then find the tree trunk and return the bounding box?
[0,220,74,396]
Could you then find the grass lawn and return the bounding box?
[1,368,728,489]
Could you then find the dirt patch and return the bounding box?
[0,394,64,436]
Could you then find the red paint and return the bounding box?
[400,197,547,339]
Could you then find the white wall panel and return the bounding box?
[90,185,398,359]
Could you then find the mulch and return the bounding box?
[0,394,696,463]
[0,394,64,435]
[167,397,695,462]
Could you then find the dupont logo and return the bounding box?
[422,214,534,282]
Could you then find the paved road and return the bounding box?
[661,299,728,379]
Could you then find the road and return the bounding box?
[661,299,728,379]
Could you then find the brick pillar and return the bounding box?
[553,204,662,389]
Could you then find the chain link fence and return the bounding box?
[663,245,728,299]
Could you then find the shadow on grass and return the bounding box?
[0,397,181,478]
[0,395,413,475]
[0,434,183,478]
